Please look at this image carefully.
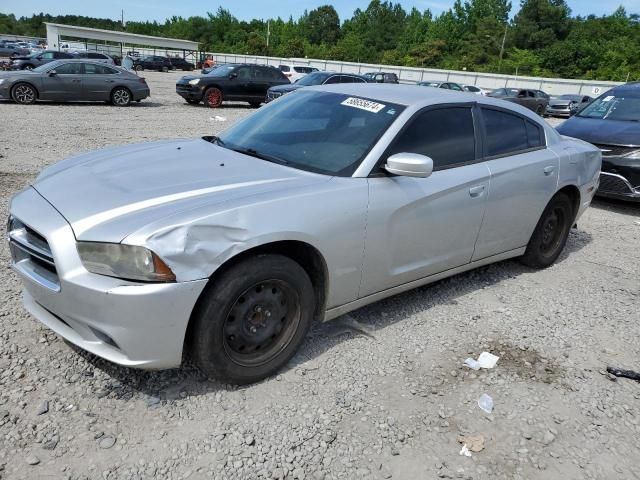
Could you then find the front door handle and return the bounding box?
[105,79,115,83]
[543,165,556,176]
[469,185,485,198]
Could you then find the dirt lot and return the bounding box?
[1,71,639,480]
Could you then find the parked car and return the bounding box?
[169,57,194,71]
[363,72,399,84]
[557,83,640,202]
[10,50,74,70]
[176,63,289,107]
[0,42,30,58]
[266,71,368,102]
[462,84,488,95]
[417,80,464,91]
[278,64,319,82]
[71,52,115,64]
[7,84,600,383]
[488,88,549,115]
[133,56,173,72]
[545,94,592,117]
[0,59,150,106]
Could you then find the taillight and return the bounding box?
[138,77,147,84]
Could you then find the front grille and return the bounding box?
[8,216,60,291]
[592,144,636,157]
[175,84,193,93]
[598,173,634,195]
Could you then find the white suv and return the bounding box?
[278,64,319,83]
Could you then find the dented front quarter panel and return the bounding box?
[123,176,369,309]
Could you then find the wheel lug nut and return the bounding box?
[255,306,262,313]
[265,311,271,317]
[250,326,257,333]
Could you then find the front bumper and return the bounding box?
[9,187,208,369]
[597,156,640,202]
[545,106,573,117]
[176,83,203,101]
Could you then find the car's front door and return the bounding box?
[226,66,252,99]
[471,106,559,260]
[360,105,490,297]
[39,62,83,100]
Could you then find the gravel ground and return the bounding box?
[1,71,639,480]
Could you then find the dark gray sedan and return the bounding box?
[0,60,150,106]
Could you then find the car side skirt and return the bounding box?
[323,247,526,322]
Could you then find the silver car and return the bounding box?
[0,59,150,106]
[8,85,601,383]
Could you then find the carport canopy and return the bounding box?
[45,23,198,52]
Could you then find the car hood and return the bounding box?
[556,116,640,147]
[269,84,302,93]
[32,138,329,242]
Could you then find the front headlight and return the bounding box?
[77,242,175,282]
[0,79,5,85]
[188,78,200,85]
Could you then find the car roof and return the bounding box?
[47,59,126,69]
[613,82,640,92]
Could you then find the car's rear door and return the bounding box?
[361,104,491,297]
[82,63,119,100]
[472,106,559,260]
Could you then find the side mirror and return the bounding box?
[229,72,238,79]
[48,70,57,76]
[385,153,433,178]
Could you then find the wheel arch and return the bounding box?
[556,184,581,219]
[184,240,329,354]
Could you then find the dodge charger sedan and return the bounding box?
[8,84,601,384]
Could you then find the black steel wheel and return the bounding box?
[520,192,573,269]
[11,83,37,104]
[190,254,315,384]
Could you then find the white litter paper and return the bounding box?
[210,115,227,122]
[463,352,499,370]
[459,444,472,457]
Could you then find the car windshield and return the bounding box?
[577,93,640,121]
[294,72,331,86]
[206,64,235,76]
[217,91,404,176]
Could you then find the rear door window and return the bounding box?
[481,108,543,156]
[388,107,476,170]
[54,63,82,74]
[83,63,118,74]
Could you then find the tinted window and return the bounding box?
[257,66,284,81]
[235,66,252,80]
[294,66,311,73]
[352,76,366,83]
[42,52,55,59]
[448,83,463,91]
[88,53,106,59]
[525,121,543,148]
[84,63,118,74]
[324,75,342,84]
[53,63,82,74]
[482,108,530,156]
[389,107,476,169]
[279,65,290,72]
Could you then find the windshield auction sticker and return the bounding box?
[341,97,386,113]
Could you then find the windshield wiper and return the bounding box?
[229,146,289,165]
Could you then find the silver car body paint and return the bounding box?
[8,84,601,369]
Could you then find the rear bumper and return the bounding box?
[9,187,208,369]
[132,87,150,101]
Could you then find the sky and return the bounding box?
[2,0,638,24]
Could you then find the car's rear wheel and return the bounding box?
[536,105,544,116]
[204,87,223,108]
[190,254,315,384]
[11,83,37,104]
[111,87,132,106]
[135,65,143,71]
[520,192,573,269]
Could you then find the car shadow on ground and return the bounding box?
[591,197,640,217]
[71,228,592,401]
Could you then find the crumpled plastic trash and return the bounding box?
[458,434,485,452]
[478,393,494,414]
[464,351,499,370]
[459,444,472,457]
[210,115,227,122]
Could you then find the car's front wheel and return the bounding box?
[135,65,143,71]
[204,87,223,108]
[520,192,573,269]
[11,83,37,104]
[111,87,132,106]
[190,254,315,384]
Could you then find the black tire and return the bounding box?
[249,101,262,108]
[190,254,315,384]
[536,105,544,116]
[185,99,200,105]
[11,82,37,104]
[520,192,573,269]
[135,65,143,71]
[111,87,132,106]
[161,66,169,73]
[22,64,35,70]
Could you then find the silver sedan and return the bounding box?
[8,84,601,383]
[0,59,150,106]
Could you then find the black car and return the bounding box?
[169,57,194,71]
[133,56,173,72]
[363,72,399,84]
[10,50,74,70]
[266,71,368,103]
[176,64,289,107]
[557,83,640,202]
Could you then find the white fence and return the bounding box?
[210,52,622,96]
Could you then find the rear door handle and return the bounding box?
[543,165,556,176]
[469,185,485,198]
[105,79,115,83]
